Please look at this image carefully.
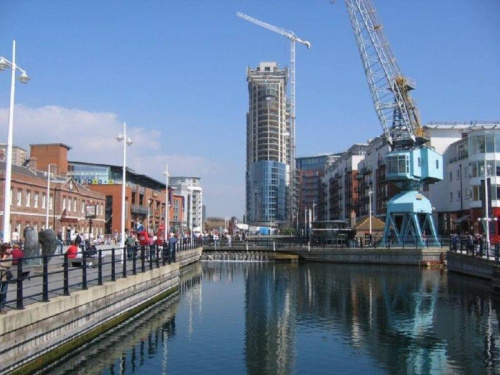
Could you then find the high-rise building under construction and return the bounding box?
[246,62,291,227]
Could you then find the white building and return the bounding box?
[169,176,203,232]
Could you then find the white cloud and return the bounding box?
[0,105,244,218]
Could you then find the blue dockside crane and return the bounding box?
[341,0,443,247]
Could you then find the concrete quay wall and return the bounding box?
[0,247,203,374]
[295,247,446,266]
[447,251,496,280]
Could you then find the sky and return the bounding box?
[0,0,499,219]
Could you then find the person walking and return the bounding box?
[11,229,20,245]
[0,243,13,314]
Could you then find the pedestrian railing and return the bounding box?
[200,235,450,250]
[0,239,202,312]
[448,235,500,263]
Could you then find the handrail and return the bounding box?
[1,239,203,311]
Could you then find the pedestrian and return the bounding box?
[227,234,232,247]
[11,244,24,265]
[125,231,136,259]
[11,229,20,245]
[57,230,64,254]
[0,243,13,314]
[65,241,79,259]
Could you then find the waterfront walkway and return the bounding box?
[2,241,196,312]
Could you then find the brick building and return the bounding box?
[0,159,106,241]
[29,144,183,236]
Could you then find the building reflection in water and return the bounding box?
[241,263,500,375]
[38,261,500,375]
[38,263,202,375]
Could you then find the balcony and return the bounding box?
[131,205,148,215]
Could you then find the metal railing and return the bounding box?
[448,235,500,263]
[0,239,202,311]
[199,235,449,250]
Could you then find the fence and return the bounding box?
[0,239,202,312]
[200,235,450,250]
[448,235,500,263]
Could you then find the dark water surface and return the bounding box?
[39,262,500,375]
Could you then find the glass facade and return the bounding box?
[67,164,118,185]
[247,161,287,225]
[468,130,500,203]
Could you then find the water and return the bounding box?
[39,262,500,375]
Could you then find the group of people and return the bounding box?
[0,242,25,315]
[451,232,487,255]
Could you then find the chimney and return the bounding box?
[28,157,37,173]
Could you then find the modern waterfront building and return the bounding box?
[296,153,340,225]
[246,62,291,227]
[320,122,500,242]
[169,176,203,233]
[29,143,183,235]
[0,144,27,166]
[322,144,368,224]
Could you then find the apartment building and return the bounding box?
[246,62,291,227]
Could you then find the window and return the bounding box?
[449,172,452,181]
[62,197,66,211]
[34,193,39,208]
[42,193,46,209]
[49,195,53,210]
[73,198,77,211]
[436,160,439,170]
[457,169,460,179]
[457,191,461,200]
[81,201,85,214]
[449,192,453,202]
[17,190,22,206]
[25,191,31,207]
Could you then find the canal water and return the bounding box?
[39,262,500,375]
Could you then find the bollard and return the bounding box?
[246,241,248,251]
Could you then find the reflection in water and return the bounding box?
[40,262,500,375]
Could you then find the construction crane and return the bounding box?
[237,11,311,226]
[341,0,443,246]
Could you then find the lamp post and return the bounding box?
[477,155,497,259]
[45,164,55,229]
[0,40,29,243]
[368,186,373,235]
[116,123,132,250]
[163,164,169,238]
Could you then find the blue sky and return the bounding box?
[0,0,499,219]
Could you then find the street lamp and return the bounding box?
[480,154,493,257]
[163,164,169,239]
[45,164,56,229]
[1,40,29,243]
[368,185,373,235]
[116,122,132,250]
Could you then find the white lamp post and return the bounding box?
[1,40,29,243]
[163,164,169,239]
[116,123,132,251]
[478,155,497,258]
[45,164,55,229]
[368,187,373,235]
